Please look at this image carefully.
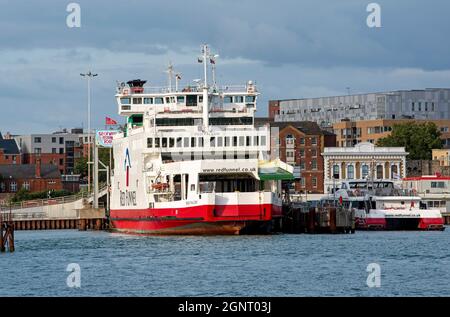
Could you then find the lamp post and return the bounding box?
[80,71,98,193]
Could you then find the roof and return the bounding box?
[0,164,61,180]
[403,176,450,181]
[0,132,20,155]
[269,121,332,135]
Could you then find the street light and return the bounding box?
[80,71,98,193]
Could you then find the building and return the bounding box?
[432,149,450,166]
[268,121,336,194]
[0,132,21,165]
[322,142,408,193]
[0,159,62,194]
[270,88,450,128]
[402,175,450,213]
[14,128,87,175]
[332,119,450,148]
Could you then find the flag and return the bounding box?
[210,58,215,64]
[175,74,182,80]
[197,57,203,63]
[105,117,117,125]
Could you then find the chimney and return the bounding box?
[35,158,42,178]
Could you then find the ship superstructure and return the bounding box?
[110,45,293,234]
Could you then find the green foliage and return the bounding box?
[11,188,73,203]
[376,122,442,160]
[74,147,113,183]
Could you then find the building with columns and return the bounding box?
[322,142,408,193]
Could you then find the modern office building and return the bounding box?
[270,88,450,128]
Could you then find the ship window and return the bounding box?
[239,136,245,146]
[198,96,203,103]
[177,96,185,104]
[191,137,196,147]
[191,184,195,192]
[147,138,153,148]
[169,138,175,148]
[245,96,255,103]
[234,96,244,103]
[183,137,189,147]
[260,136,267,146]
[217,137,223,147]
[246,136,251,146]
[198,137,204,147]
[210,137,215,147]
[224,96,233,103]
[186,95,197,107]
[254,136,259,146]
[225,137,230,147]
[144,98,153,104]
[176,137,182,147]
[120,97,131,104]
[162,138,168,147]
[165,97,170,104]
[155,138,160,148]
[233,136,238,146]
[154,97,164,104]
[133,97,142,104]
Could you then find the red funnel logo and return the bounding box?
[124,148,131,187]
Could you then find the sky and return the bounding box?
[1,0,450,134]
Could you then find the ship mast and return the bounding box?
[201,44,210,131]
[166,61,174,92]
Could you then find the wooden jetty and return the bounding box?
[0,207,15,252]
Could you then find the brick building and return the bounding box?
[0,159,62,194]
[0,132,21,165]
[269,121,336,194]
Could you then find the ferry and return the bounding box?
[321,180,445,231]
[109,45,293,235]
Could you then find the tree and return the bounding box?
[74,147,114,183]
[376,122,442,160]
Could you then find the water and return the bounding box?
[1,229,449,296]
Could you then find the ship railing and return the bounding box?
[117,84,253,95]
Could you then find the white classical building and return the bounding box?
[322,142,408,193]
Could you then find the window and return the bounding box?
[311,137,317,146]
[362,165,369,179]
[52,137,56,143]
[34,137,41,143]
[425,102,428,111]
[432,102,435,111]
[22,182,30,190]
[169,138,175,148]
[154,97,164,104]
[286,150,295,158]
[376,165,383,179]
[233,136,238,147]
[224,96,233,103]
[246,136,251,146]
[176,96,185,104]
[52,148,57,154]
[431,182,445,189]
[59,137,64,144]
[176,137,182,147]
[234,96,244,103]
[225,137,230,147]
[144,97,153,104]
[191,137,196,147]
[183,137,189,147]
[311,149,317,157]
[286,134,295,145]
[300,162,305,169]
[411,102,415,112]
[311,160,317,170]
[133,97,142,104]
[245,96,256,103]
[300,149,305,157]
[300,178,306,187]
[35,148,42,154]
[147,138,153,148]
[418,102,422,111]
[210,137,216,147]
[312,177,317,188]
[391,165,398,178]
[162,138,168,148]
[120,97,131,104]
[10,181,17,192]
[59,148,64,154]
[333,165,340,179]
[299,138,305,145]
[59,158,64,165]
[198,137,204,147]
[347,165,354,179]
[239,136,245,146]
[217,137,223,147]
[155,138,160,148]
[260,136,267,146]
